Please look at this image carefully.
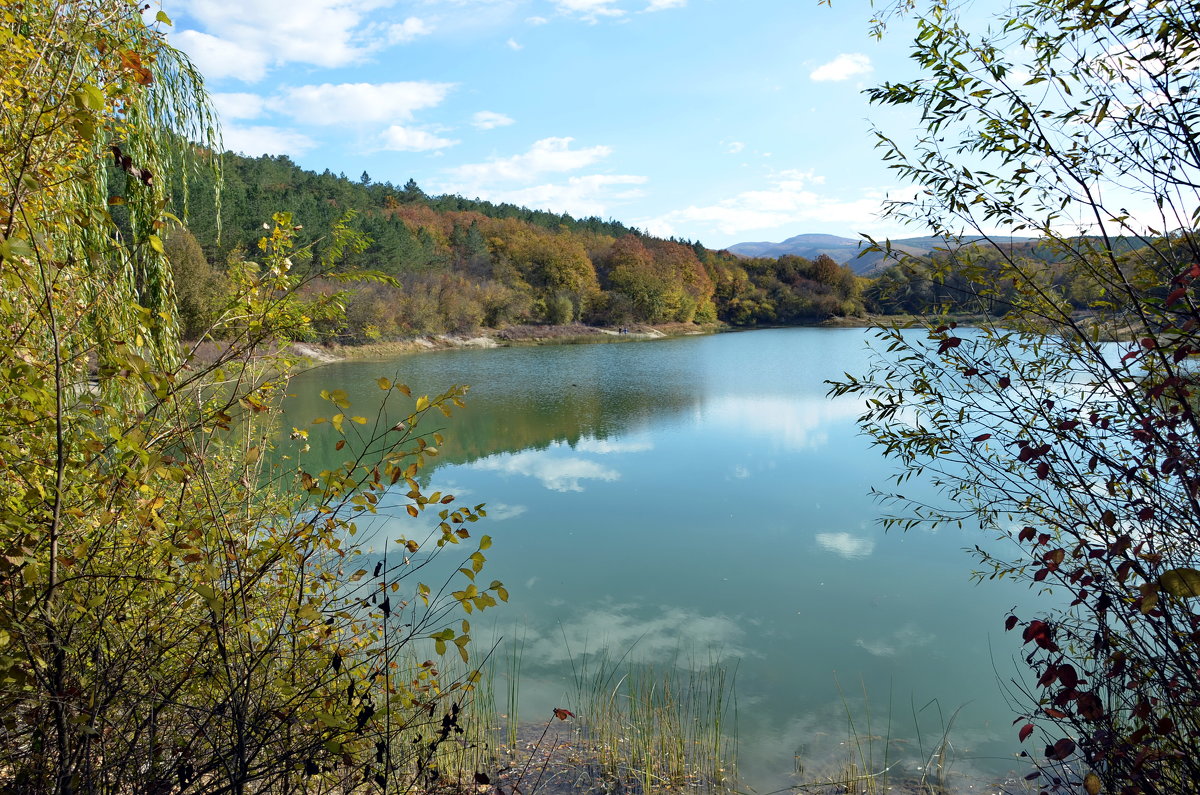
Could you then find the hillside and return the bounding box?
[161,151,869,341]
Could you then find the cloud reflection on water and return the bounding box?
[470,446,620,492]
[816,532,876,559]
[700,394,863,450]
[855,623,932,657]
[519,601,748,666]
[573,436,654,454]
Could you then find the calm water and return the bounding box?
[284,328,1037,792]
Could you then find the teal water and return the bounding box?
[284,328,1036,792]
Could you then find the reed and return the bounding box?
[566,648,738,794]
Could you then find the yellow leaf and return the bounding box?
[1083,772,1101,795]
[148,234,165,254]
[415,395,429,412]
[377,377,392,390]
[1160,568,1200,598]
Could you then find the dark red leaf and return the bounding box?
[937,336,963,354]
[553,708,574,721]
[972,433,992,443]
[1019,723,1034,742]
[1005,615,1019,631]
[1045,737,1076,760]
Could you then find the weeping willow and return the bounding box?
[0,0,219,371]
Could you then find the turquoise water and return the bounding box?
[284,328,1036,792]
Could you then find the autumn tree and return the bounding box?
[831,0,1200,792]
[0,2,503,793]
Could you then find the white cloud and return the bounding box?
[221,125,317,157]
[173,30,271,82]
[378,125,458,151]
[446,137,612,183]
[388,16,433,43]
[643,170,905,237]
[495,174,647,218]
[211,92,266,121]
[439,138,644,217]
[810,53,873,82]
[553,0,626,22]
[526,15,549,24]
[174,0,395,80]
[472,110,515,130]
[725,140,745,154]
[506,37,523,50]
[471,450,620,492]
[644,0,685,9]
[816,532,876,559]
[270,82,455,125]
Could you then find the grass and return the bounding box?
[564,648,738,794]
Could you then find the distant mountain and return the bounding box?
[727,233,1037,274]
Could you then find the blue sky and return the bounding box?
[164,0,927,249]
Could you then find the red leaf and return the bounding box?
[1019,723,1034,742]
[998,376,1011,388]
[972,433,992,443]
[937,336,962,354]
[553,708,574,721]
[1045,737,1076,760]
[1036,461,1050,479]
[1167,286,1187,306]
[1005,615,1019,631]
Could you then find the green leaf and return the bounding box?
[148,234,165,254]
[155,9,172,25]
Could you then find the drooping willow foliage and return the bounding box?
[1,0,219,369]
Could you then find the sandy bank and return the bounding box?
[294,322,717,363]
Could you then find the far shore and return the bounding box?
[184,314,934,369]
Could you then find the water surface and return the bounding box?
[285,328,1036,792]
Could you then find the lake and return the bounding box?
[284,327,1037,793]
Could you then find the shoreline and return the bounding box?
[188,316,913,369]
[288,321,725,363]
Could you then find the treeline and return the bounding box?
[165,152,866,341]
[863,237,1185,317]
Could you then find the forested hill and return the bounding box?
[163,152,867,341]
